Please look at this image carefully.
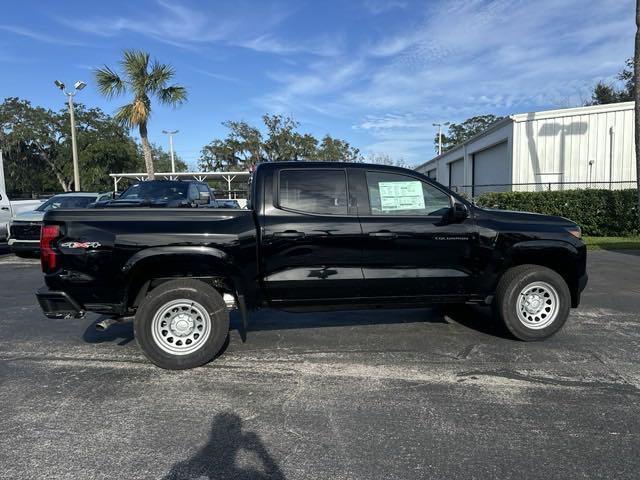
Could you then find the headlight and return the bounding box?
[566,226,582,239]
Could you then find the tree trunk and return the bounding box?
[139,122,155,180]
[37,150,71,192]
[636,0,640,221]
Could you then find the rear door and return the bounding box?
[261,167,364,304]
[354,169,477,300]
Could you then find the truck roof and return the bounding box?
[255,161,419,175]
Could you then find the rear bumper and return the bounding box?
[35,287,85,319]
[9,239,40,254]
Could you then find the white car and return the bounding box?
[0,193,43,243]
[8,192,112,256]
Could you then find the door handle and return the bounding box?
[368,231,397,239]
[273,230,305,239]
[0,207,9,211]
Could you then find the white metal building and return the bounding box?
[416,102,636,196]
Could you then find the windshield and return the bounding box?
[119,182,188,201]
[36,196,96,212]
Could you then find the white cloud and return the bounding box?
[362,0,408,15]
[0,24,85,46]
[58,0,341,57]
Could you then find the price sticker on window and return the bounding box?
[378,181,425,211]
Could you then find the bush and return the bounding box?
[476,189,640,236]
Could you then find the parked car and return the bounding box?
[212,199,241,209]
[8,192,111,257]
[95,180,215,208]
[36,162,588,369]
[0,194,43,243]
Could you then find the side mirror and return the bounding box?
[451,201,469,221]
[112,192,121,199]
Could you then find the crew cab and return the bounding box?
[36,162,588,369]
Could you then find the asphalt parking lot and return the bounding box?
[0,245,639,479]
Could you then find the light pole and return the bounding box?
[54,80,86,191]
[162,130,179,173]
[433,122,450,156]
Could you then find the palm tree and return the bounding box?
[95,50,187,179]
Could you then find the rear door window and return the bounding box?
[278,169,348,215]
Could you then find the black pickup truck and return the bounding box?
[36,162,587,369]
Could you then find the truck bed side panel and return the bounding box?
[43,208,259,310]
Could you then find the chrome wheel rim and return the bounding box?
[151,299,211,355]
[516,281,559,329]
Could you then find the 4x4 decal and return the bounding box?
[60,241,101,249]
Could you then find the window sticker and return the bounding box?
[378,181,425,211]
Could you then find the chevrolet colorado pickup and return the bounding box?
[36,162,588,369]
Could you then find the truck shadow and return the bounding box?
[441,304,511,339]
[162,412,286,480]
[233,304,509,339]
[83,305,509,348]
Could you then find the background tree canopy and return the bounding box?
[2,98,398,196]
[0,97,182,196]
[199,114,363,171]
[586,58,633,105]
[433,114,504,154]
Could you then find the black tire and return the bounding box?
[494,264,571,341]
[134,279,229,369]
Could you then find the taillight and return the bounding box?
[40,225,60,273]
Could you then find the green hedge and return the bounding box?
[476,189,640,236]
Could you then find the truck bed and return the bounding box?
[43,208,259,313]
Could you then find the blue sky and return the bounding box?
[0,0,635,168]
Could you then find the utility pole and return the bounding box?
[162,130,179,173]
[54,80,86,191]
[433,122,450,156]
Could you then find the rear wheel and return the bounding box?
[495,265,570,341]
[134,279,229,369]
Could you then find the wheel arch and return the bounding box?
[504,240,584,307]
[122,246,250,312]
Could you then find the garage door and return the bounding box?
[473,142,509,196]
[448,159,464,192]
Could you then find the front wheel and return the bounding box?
[134,279,230,369]
[494,265,571,341]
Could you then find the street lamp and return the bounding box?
[162,130,179,173]
[433,122,450,156]
[54,80,86,191]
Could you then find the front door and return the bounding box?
[261,167,364,305]
[354,169,477,300]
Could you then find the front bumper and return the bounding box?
[578,272,589,292]
[572,272,589,308]
[36,287,85,319]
